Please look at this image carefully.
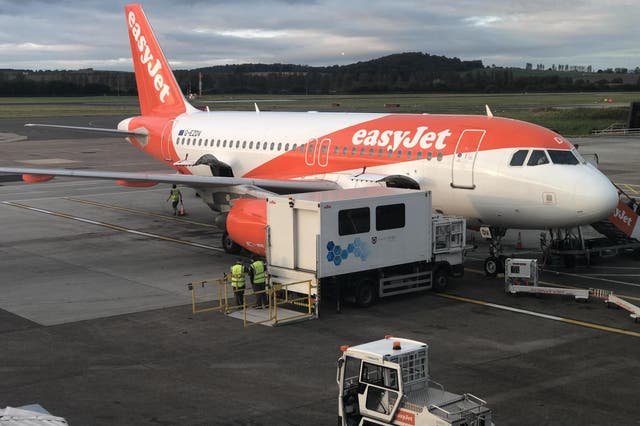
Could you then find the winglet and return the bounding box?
[485,104,494,118]
[254,103,260,114]
[125,4,195,117]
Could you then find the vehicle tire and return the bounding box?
[356,278,377,308]
[221,232,241,254]
[484,256,499,277]
[432,269,448,292]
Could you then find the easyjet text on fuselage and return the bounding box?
[352,126,452,151]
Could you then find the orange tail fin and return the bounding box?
[125,4,194,117]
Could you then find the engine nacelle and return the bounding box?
[116,180,158,187]
[226,198,267,256]
[22,174,54,183]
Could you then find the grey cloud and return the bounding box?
[0,0,637,71]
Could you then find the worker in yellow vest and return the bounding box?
[230,259,246,306]
[166,184,182,216]
[249,257,268,309]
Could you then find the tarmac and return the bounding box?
[1,117,640,425]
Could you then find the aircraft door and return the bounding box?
[160,119,175,162]
[451,129,485,189]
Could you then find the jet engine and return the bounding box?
[226,198,267,255]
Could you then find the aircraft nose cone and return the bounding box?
[574,172,618,223]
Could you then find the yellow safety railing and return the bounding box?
[268,279,316,326]
[188,277,229,314]
[189,276,317,326]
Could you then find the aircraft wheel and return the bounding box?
[221,232,241,254]
[484,256,499,277]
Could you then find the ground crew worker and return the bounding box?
[249,257,268,309]
[230,259,246,306]
[166,184,182,216]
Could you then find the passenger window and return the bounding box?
[285,143,290,151]
[510,149,528,166]
[527,150,549,166]
[249,141,253,149]
[339,207,370,236]
[376,204,405,231]
[242,141,246,149]
[427,152,432,160]
[277,143,282,151]
[343,147,348,155]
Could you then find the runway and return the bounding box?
[1,117,639,425]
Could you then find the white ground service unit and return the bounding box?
[337,336,492,426]
[504,258,589,300]
[266,187,464,311]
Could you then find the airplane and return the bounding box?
[0,4,619,277]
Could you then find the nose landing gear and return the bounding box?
[480,226,506,277]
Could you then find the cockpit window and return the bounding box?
[527,150,549,166]
[548,149,579,165]
[510,149,528,166]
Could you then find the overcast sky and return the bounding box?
[0,0,638,72]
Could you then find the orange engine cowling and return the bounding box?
[22,174,54,183]
[226,198,267,256]
[116,179,158,187]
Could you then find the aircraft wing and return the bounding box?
[24,123,148,137]
[0,166,338,193]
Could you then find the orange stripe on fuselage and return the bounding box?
[242,114,570,179]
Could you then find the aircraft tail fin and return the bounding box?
[125,4,196,117]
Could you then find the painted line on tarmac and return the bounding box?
[465,267,640,303]
[436,293,640,338]
[2,201,224,253]
[618,183,640,195]
[65,197,218,228]
[542,269,640,289]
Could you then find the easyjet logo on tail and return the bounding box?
[128,11,170,103]
[352,126,452,151]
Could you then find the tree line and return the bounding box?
[1,52,639,96]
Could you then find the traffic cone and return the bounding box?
[516,232,523,249]
[179,203,187,216]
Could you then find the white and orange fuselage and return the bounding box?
[121,109,617,228]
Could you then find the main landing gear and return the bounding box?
[480,226,506,277]
[221,231,242,254]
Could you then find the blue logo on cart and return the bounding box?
[326,238,370,266]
